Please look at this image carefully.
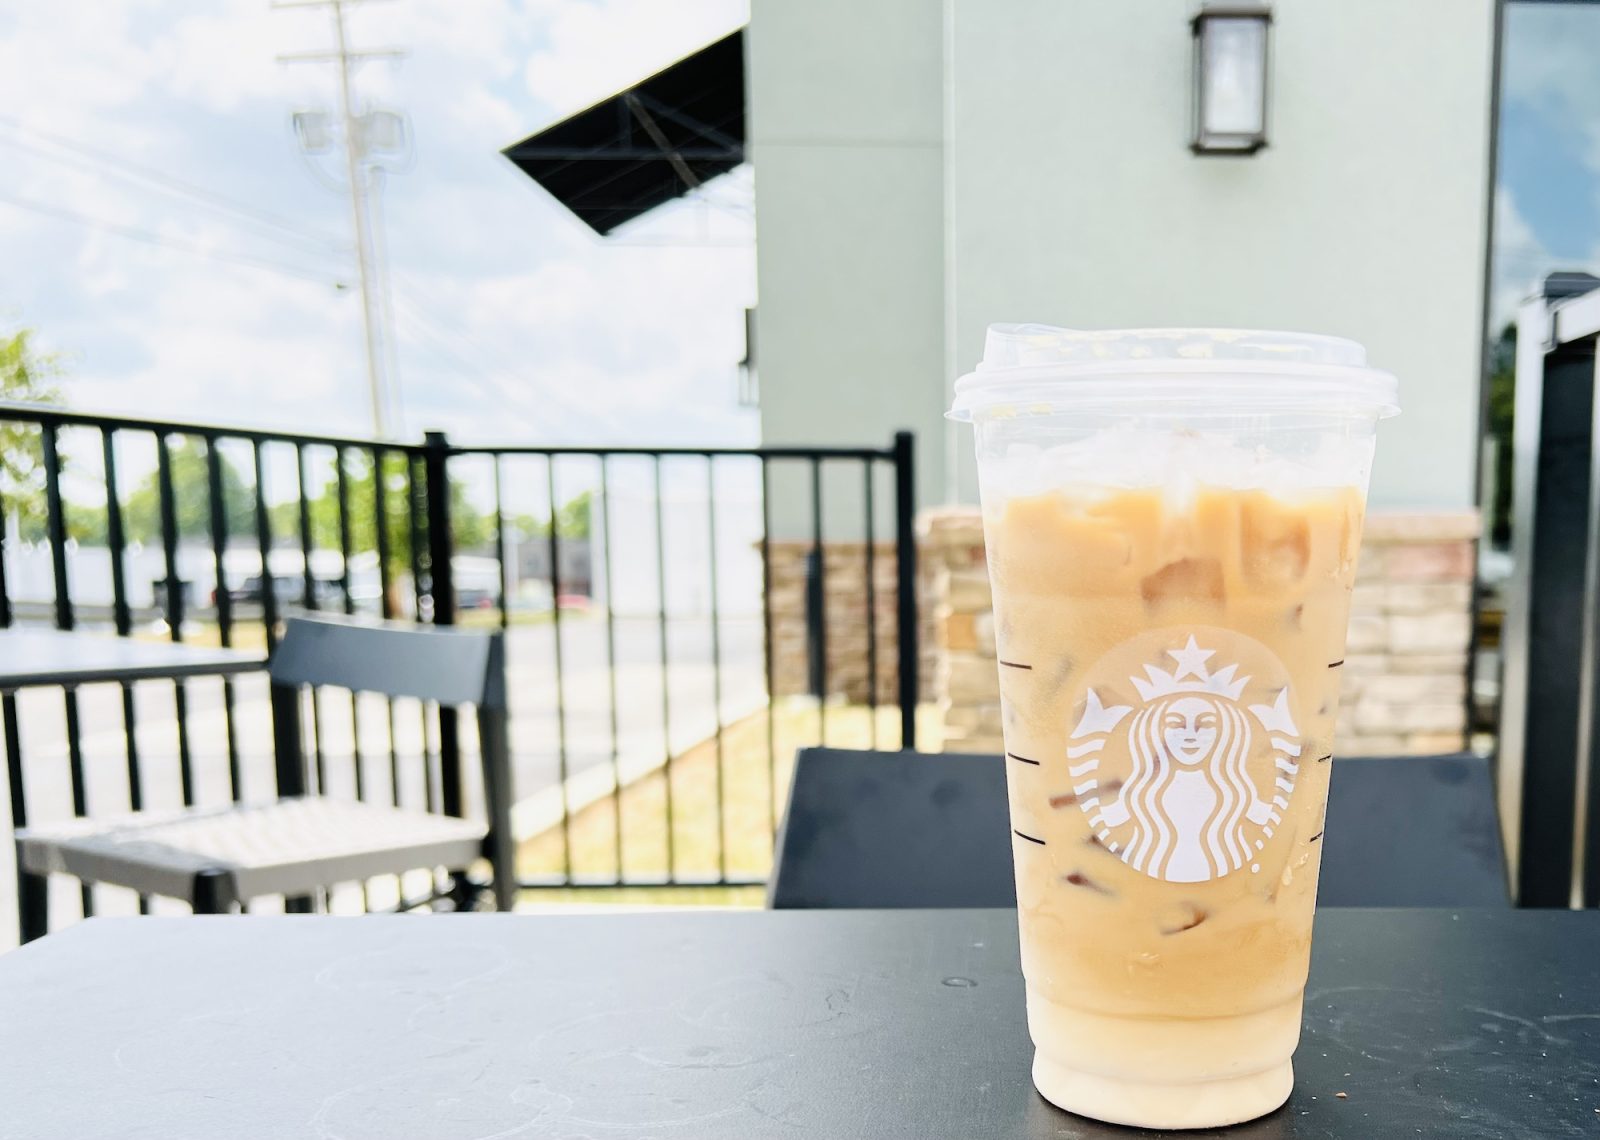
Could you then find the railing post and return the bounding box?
[423,432,456,627]
[40,424,72,632]
[893,430,918,751]
[422,432,458,596]
[804,549,825,698]
[423,431,464,821]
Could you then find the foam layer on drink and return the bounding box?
[986,481,1362,1128]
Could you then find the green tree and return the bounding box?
[1485,323,1515,549]
[268,452,494,567]
[450,485,495,551]
[508,491,591,541]
[123,438,255,546]
[0,328,64,539]
[554,489,591,538]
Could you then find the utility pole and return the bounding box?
[329,0,389,440]
[275,0,408,439]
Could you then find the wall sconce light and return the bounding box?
[1192,5,1272,155]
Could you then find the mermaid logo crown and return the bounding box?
[1129,635,1250,702]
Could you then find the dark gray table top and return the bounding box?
[0,910,1597,1139]
[0,629,264,689]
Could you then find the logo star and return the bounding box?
[1167,636,1215,680]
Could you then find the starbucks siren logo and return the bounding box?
[1066,633,1302,883]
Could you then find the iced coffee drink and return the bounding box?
[951,327,1397,1129]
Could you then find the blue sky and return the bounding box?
[1493,2,1600,328]
[0,0,753,449]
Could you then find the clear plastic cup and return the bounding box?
[949,326,1399,1129]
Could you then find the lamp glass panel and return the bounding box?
[1201,17,1267,137]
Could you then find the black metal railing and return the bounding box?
[426,433,918,889]
[0,402,919,928]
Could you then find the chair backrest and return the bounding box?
[768,748,1016,908]
[768,748,1508,909]
[270,616,505,708]
[268,616,515,909]
[1317,752,1508,907]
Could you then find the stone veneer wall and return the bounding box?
[765,541,937,706]
[1338,512,1477,755]
[918,510,1007,754]
[919,506,1478,758]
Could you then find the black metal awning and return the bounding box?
[502,29,745,236]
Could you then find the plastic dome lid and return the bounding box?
[949,325,1401,421]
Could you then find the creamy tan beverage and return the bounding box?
[952,327,1397,1130]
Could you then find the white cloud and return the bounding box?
[392,233,755,444]
[58,250,365,433]
[1490,190,1600,335]
[149,0,300,111]
[1490,188,1550,329]
[447,82,526,145]
[1503,4,1600,173]
[0,0,756,454]
[521,0,746,118]
[0,5,153,131]
[364,0,528,80]
[1493,8,1600,328]
[1488,186,1600,333]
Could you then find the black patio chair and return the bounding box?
[769,747,1506,908]
[14,617,515,940]
[1317,752,1507,906]
[768,748,1016,908]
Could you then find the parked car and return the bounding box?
[456,584,498,610]
[216,574,345,611]
[451,556,503,611]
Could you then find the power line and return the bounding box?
[0,131,340,258]
[388,295,489,387]
[389,284,609,434]
[0,115,345,252]
[389,292,523,400]
[0,188,347,286]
